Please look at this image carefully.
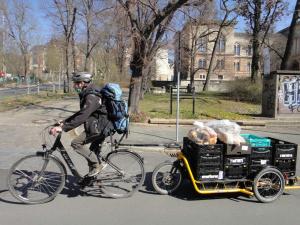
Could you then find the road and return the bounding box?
[0,83,61,99]
[0,98,300,225]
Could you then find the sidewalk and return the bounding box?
[148,117,300,127]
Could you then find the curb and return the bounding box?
[148,118,266,127]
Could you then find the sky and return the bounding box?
[29,0,297,43]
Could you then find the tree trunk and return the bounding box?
[65,43,70,93]
[203,29,221,91]
[128,74,142,114]
[71,33,77,73]
[251,0,261,83]
[189,50,195,92]
[281,0,300,70]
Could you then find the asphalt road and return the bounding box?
[0,98,300,225]
[0,84,61,99]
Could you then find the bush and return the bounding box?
[226,77,262,103]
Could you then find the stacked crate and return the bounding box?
[270,138,298,177]
[241,134,272,177]
[183,137,223,180]
[222,143,251,179]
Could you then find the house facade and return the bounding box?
[174,22,253,88]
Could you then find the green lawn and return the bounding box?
[140,93,261,120]
[0,91,261,121]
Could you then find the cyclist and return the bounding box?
[50,72,114,177]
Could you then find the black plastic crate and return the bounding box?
[183,137,223,155]
[224,156,248,166]
[198,153,223,166]
[183,137,224,174]
[224,164,248,179]
[274,158,296,176]
[217,139,251,155]
[269,137,298,159]
[195,166,223,180]
[251,147,272,160]
[249,159,271,176]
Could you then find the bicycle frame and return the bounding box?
[38,131,134,180]
[38,133,83,179]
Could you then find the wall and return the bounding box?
[262,70,300,118]
[278,74,300,114]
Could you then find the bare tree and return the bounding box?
[47,0,77,92]
[77,0,113,72]
[238,0,287,82]
[117,0,194,114]
[178,0,216,91]
[0,0,35,77]
[281,0,300,70]
[203,0,237,91]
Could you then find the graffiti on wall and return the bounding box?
[279,76,300,113]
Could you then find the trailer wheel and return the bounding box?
[152,161,183,195]
[253,167,285,203]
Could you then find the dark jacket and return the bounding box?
[62,83,113,137]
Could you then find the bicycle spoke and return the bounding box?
[8,155,66,204]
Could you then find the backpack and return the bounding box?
[100,83,129,134]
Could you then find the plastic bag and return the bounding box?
[187,121,217,145]
[205,120,244,145]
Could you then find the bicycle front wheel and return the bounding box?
[98,150,145,198]
[7,154,66,204]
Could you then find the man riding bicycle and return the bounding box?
[50,72,114,177]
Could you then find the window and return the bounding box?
[198,59,206,69]
[247,62,251,72]
[218,75,224,80]
[217,35,226,52]
[246,45,252,56]
[199,74,206,80]
[216,59,225,70]
[199,37,207,53]
[234,43,240,55]
[234,62,240,71]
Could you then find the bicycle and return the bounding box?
[7,126,145,204]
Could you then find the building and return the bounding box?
[174,21,253,90]
[29,45,46,76]
[151,48,174,81]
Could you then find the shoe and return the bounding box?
[87,163,103,177]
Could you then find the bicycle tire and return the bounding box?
[7,154,66,204]
[98,150,145,198]
[253,167,285,203]
[152,161,183,195]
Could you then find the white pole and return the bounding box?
[176,32,181,143]
[176,71,180,142]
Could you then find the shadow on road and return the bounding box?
[25,103,77,114]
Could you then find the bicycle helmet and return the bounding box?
[72,72,93,83]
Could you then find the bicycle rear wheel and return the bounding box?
[7,154,66,204]
[98,150,145,198]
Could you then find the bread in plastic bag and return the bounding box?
[205,120,244,145]
[187,121,217,145]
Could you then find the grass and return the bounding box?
[0,91,261,121]
[140,93,261,120]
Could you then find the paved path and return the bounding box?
[1,98,300,225]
